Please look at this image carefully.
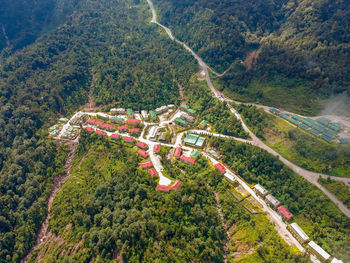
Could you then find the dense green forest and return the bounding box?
[0,0,196,261]
[0,0,83,58]
[210,137,350,262]
[235,104,350,177]
[155,0,350,114]
[183,76,249,138]
[27,132,306,262]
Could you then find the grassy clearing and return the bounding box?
[218,190,306,263]
[318,177,350,208]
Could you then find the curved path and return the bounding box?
[146,0,350,218]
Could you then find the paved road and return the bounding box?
[145,0,350,219]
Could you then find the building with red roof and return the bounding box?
[85,127,94,132]
[215,163,226,174]
[118,126,128,133]
[156,184,170,192]
[140,161,153,169]
[87,119,104,126]
[136,142,148,149]
[180,155,195,165]
[101,123,115,132]
[278,205,293,220]
[110,133,121,140]
[126,119,141,126]
[123,136,134,144]
[95,129,106,135]
[137,150,149,158]
[154,144,161,153]
[174,147,182,158]
[129,128,140,134]
[87,119,115,131]
[148,168,158,177]
[171,180,182,191]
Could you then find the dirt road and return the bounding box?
[21,141,78,263]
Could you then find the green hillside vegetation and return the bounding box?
[0,0,82,58]
[183,76,249,138]
[155,0,350,114]
[0,143,69,262]
[218,191,307,263]
[29,132,306,262]
[0,0,196,261]
[210,137,350,262]
[236,104,350,177]
[318,177,350,208]
[30,131,225,262]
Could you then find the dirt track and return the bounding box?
[21,141,78,263]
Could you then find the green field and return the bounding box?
[318,178,350,209]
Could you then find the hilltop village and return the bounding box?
[49,103,343,263]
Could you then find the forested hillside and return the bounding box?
[0,0,196,261]
[155,0,350,114]
[0,0,83,58]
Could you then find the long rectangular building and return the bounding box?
[308,241,331,262]
[289,223,309,243]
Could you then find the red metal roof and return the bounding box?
[156,184,170,192]
[278,205,293,219]
[95,129,106,135]
[85,127,94,132]
[110,133,121,139]
[88,119,104,126]
[123,136,133,142]
[154,144,161,152]
[88,119,114,131]
[137,150,149,158]
[148,168,158,177]
[118,125,128,130]
[180,155,195,164]
[215,163,226,173]
[171,180,182,191]
[101,123,115,130]
[174,147,182,157]
[136,142,148,149]
[140,162,153,169]
[126,119,141,124]
[129,128,140,133]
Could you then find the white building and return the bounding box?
[181,113,195,123]
[148,126,160,141]
[265,194,280,209]
[290,223,309,243]
[308,241,331,262]
[155,105,168,115]
[254,184,268,197]
[141,110,149,119]
[331,258,343,263]
[110,108,126,115]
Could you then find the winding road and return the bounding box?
[145,0,350,219]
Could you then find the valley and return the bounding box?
[0,0,349,262]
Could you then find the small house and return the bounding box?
[215,163,226,174]
[265,194,281,209]
[171,180,182,191]
[137,150,149,158]
[148,168,158,177]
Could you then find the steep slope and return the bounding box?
[155,0,350,114]
[0,0,196,261]
[0,0,82,58]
